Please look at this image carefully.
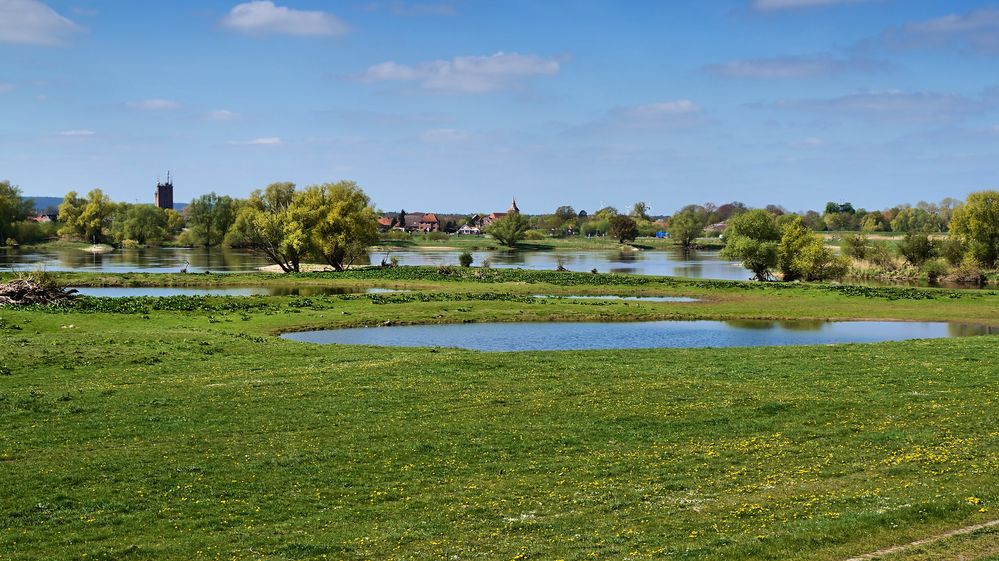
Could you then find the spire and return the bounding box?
[508,197,519,214]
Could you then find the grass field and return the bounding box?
[2,269,998,560]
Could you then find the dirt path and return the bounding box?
[844,519,999,560]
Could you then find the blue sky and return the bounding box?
[1,0,998,214]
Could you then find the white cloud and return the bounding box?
[206,109,241,121]
[0,0,82,45]
[753,0,879,10]
[419,128,471,143]
[56,129,95,136]
[890,8,999,54]
[126,99,181,110]
[228,137,282,146]
[357,52,560,93]
[221,1,348,37]
[0,83,14,93]
[704,56,885,79]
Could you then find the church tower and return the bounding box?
[508,197,520,214]
[155,172,174,210]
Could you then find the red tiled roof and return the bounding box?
[377,217,393,226]
[420,213,439,223]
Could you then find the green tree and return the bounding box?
[890,207,934,233]
[608,215,639,243]
[187,193,238,247]
[58,189,116,243]
[897,232,935,266]
[554,205,576,222]
[949,190,999,267]
[228,182,308,272]
[487,212,530,247]
[841,233,870,260]
[297,181,378,271]
[668,210,703,250]
[111,204,168,245]
[778,216,847,281]
[0,181,34,243]
[630,201,650,221]
[594,206,618,219]
[720,209,781,281]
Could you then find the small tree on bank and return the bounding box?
[608,215,639,243]
[0,181,34,244]
[668,210,704,250]
[298,181,378,271]
[720,210,781,281]
[487,212,529,247]
[187,193,238,247]
[950,190,999,267]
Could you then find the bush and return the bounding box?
[938,237,965,267]
[921,259,948,282]
[5,237,17,247]
[898,232,935,266]
[524,229,546,240]
[867,241,897,270]
[120,239,141,249]
[381,230,410,241]
[945,262,987,285]
[458,251,473,267]
[423,231,449,241]
[841,234,869,260]
[12,220,57,244]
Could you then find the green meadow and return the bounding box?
[2,268,998,560]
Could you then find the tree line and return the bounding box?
[2,177,997,279]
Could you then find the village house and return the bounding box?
[472,198,520,228]
[417,213,440,232]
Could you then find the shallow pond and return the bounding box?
[533,295,699,303]
[281,320,995,352]
[72,286,406,297]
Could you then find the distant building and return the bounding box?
[418,213,440,232]
[155,172,174,210]
[475,197,521,229]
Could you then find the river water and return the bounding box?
[1,246,752,280]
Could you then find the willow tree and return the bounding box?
[228,182,308,272]
[297,181,378,271]
[0,181,33,243]
[187,193,238,247]
[720,209,781,281]
[950,190,999,267]
[668,209,704,250]
[487,212,529,247]
[57,188,117,243]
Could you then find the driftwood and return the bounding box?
[0,278,78,306]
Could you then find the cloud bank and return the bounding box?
[221,1,348,37]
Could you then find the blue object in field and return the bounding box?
[656,231,668,238]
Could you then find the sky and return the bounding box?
[1,0,998,214]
